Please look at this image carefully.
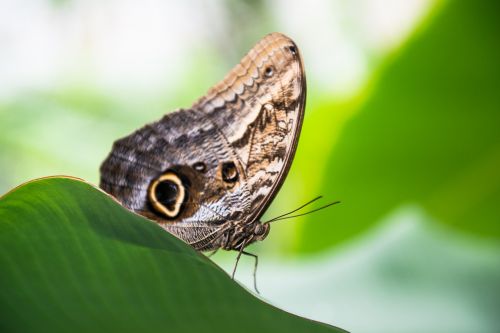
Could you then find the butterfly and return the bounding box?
[100,33,306,291]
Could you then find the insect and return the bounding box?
[100,33,308,292]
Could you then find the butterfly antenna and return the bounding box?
[263,196,323,223]
[264,200,340,224]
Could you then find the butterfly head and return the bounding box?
[223,219,271,251]
[253,221,271,241]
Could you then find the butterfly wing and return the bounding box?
[100,33,306,250]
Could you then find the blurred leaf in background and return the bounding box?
[286,0,500,251]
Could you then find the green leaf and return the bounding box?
[296,0,500,252]
[0,177,345,333]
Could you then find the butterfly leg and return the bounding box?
[242,250,259,294]
[231,242,247,280]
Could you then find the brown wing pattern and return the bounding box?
[100,33,306,251]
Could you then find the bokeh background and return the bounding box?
[1,1,499,332]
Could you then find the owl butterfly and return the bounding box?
[100,33,306,290]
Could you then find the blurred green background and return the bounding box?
[1,1,499,332]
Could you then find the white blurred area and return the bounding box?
[0,0,432,100]
[0,0,220,99]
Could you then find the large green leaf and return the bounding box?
[295,0,500,252]
[0,177,344,333]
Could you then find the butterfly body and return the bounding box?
[100,33,306,253]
